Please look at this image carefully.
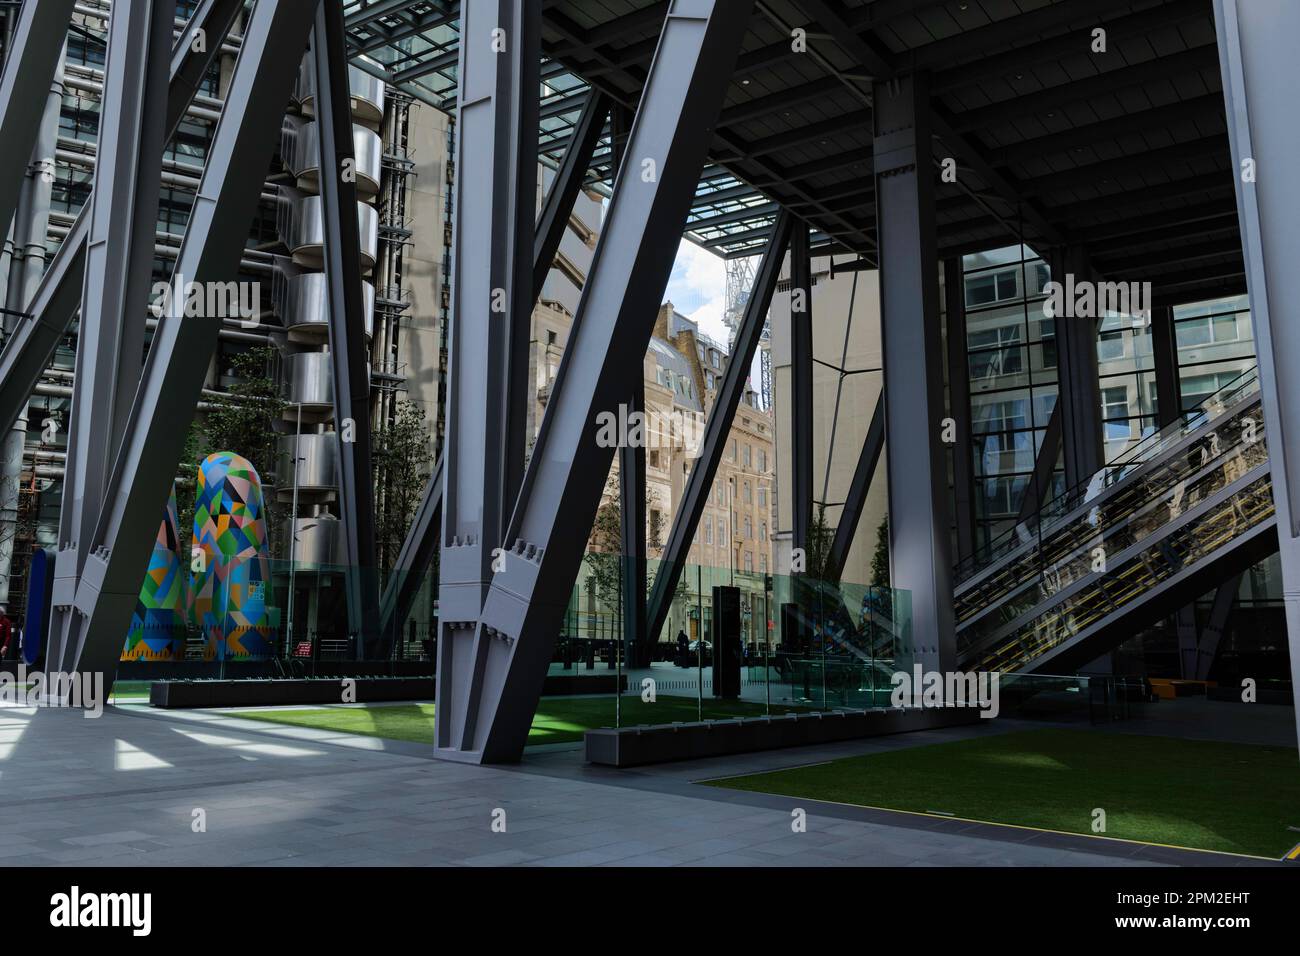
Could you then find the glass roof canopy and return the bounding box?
[342,0,779,259]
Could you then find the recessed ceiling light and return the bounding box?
[742,78,750,85]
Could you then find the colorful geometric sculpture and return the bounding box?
[187,452,278,659]
[122,485,187,661]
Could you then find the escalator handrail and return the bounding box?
[956,460,1273,668]
[955,432,1267,632]
[954,366,1260,586]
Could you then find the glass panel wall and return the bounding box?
[961,245,1056,552]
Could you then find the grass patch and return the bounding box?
[234,695,802,747]
[703,728,1300,858]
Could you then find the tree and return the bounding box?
[584,470,623,624]
[373,398,436,589]
[805,503,835,582]
[870,516,890,588]
[182,346,286,554]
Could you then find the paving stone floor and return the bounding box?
[0,702,1279,867]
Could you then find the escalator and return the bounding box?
[953,370,1277,674]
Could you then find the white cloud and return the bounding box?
[663,240,764,386]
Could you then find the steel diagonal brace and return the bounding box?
[379,84,610,650]
[50,0,179,674]
[312,1,382,656]
[436,0,539,739]
[61,0,323,686]
[434,0,755,764]
[0,0,247,439]
[0,0,78,241]
[645,208,793,645]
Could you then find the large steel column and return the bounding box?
[436,0,539,743]
[54,0,321,686]
[379,84,612,650]
[0,0,76,240]
[1214,0,1300,750]
[0,0,252,439]
[50,0,177,673]
[944,256,977,560]
[1151,303,1182,427]
[438,0,753,763]
[872,71,954,671]
[789,219,814,558]
[311,2,381,656]
[1051,244,1105,487]
[646,210,793,648]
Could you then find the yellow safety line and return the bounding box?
[771,794,1281,862]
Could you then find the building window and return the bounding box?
[760,521,767,541]
[757,449,767,472]
[758,486,767,508]
[744,516,752,539]
[744,552,753,573]
[744,481,752,504]
[759,553,767,573]
[704,516,712,544]
[965,267,1019,307]
[743,444,752,468]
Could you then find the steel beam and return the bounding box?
[378,65,613,654]
[944,256,977,561]
[533,89,610,301]
[378,457,442,647]
[646,208,792,649]
[0,0,76,244]
[311,1,382,656]
[0,0,255,439]
[1193,572,1241,681]
[56,0,322,687]
[873,70,954,671]
[1214,0,1300,754]
[167,0,246,135]
[49,0,178,673]
[789,219,814,559]
[1051,245,1105,488]
[1015,402,1062,526]
[437,0,753,763]
[1151,304,1182,427]
[825,394,884,585]
[435,0,539,750]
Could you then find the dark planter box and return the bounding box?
[149,676,434,708]
[541,673,627,695]
[585,706,983,767]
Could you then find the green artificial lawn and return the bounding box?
[234,695,803,747]
[704,728,1300,859]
